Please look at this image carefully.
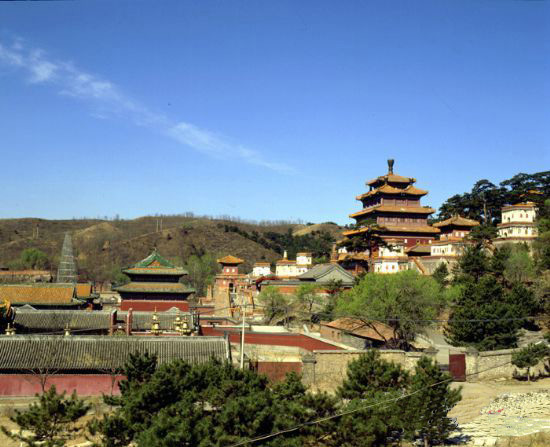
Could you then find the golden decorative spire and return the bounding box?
[151,309,162,336]
[173,314,183,334]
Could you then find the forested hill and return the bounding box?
[0,215,342,283]
[436,171,550,224]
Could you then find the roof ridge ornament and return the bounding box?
[388,159,394,175]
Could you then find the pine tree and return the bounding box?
[445,275,520,350]
[90,356,339,447]
[337,350,409,399]
[432,263,449,288]
[405,356,462,447]
[511,343,550,381]
[1,386,89,447]
[333,392,405,447]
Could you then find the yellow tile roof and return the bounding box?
[0,284,75,305]
[433,215,480,228]
[75,283,93,299]
[350,205,435,218]
[217,255,244,265]
[366,173,416,186]
[356,184,428,200]
[343,225,440,236]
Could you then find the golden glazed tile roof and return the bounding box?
[217,255,244,265]
[433,215,480,228]
[366,173,416,186]
[0,284,76,305]
[75,283,93,299]
[356,184,428,200]
[502,202,537,211]
[343,225,440,236]
[350,205,435,218]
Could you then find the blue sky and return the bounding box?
[0,0,548,224]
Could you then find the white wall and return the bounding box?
[252,265,272,277]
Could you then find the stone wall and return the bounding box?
[301,349,434,393]
[465,348,548,381]
[300,347,548,392]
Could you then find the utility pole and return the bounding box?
[240,291,246,369]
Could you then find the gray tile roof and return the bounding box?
[297,264,355,285]
[14,310,113,333]
[0,336,230,371]
[14,309,196,333]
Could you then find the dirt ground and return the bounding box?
[449,377,550,423]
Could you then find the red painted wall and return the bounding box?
[0,374,125,397]
[120,300,189,312]
[253,362,302,382]
[201,326,341,351]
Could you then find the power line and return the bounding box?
[226,359,515,447]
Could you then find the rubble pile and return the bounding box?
[480,391,550,418]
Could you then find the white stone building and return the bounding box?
[252,262,272,278]
[496,202,538,241]
[372,240,409,273]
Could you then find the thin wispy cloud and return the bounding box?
[0,37,293,173]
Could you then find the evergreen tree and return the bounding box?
[446,275,521,350]
[511,343,550,381]
[2,386,89,447]
[405,356,462,447]
[337,350,409,399]
[432,263,449,288]
[333,392,405,447]
[90,356,338,447]
[453,244,489,282]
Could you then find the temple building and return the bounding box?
[275,250,312,278]
[344,159,440,249]
[496,202,538,243]
[114,250,194,312]
[371,239,409,273]
[433,215,480,240]
[252,262,272,277]
[212,255,249,317]
[407,215,480,275]
[340,160,439,273]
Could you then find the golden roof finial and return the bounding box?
[388,159,394,175]
[151,309,161,335]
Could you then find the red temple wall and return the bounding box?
[201,327,341,351]
[0,374,124,397]
[253,362,302,382]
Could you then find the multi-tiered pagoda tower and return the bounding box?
[344,159,440,248]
